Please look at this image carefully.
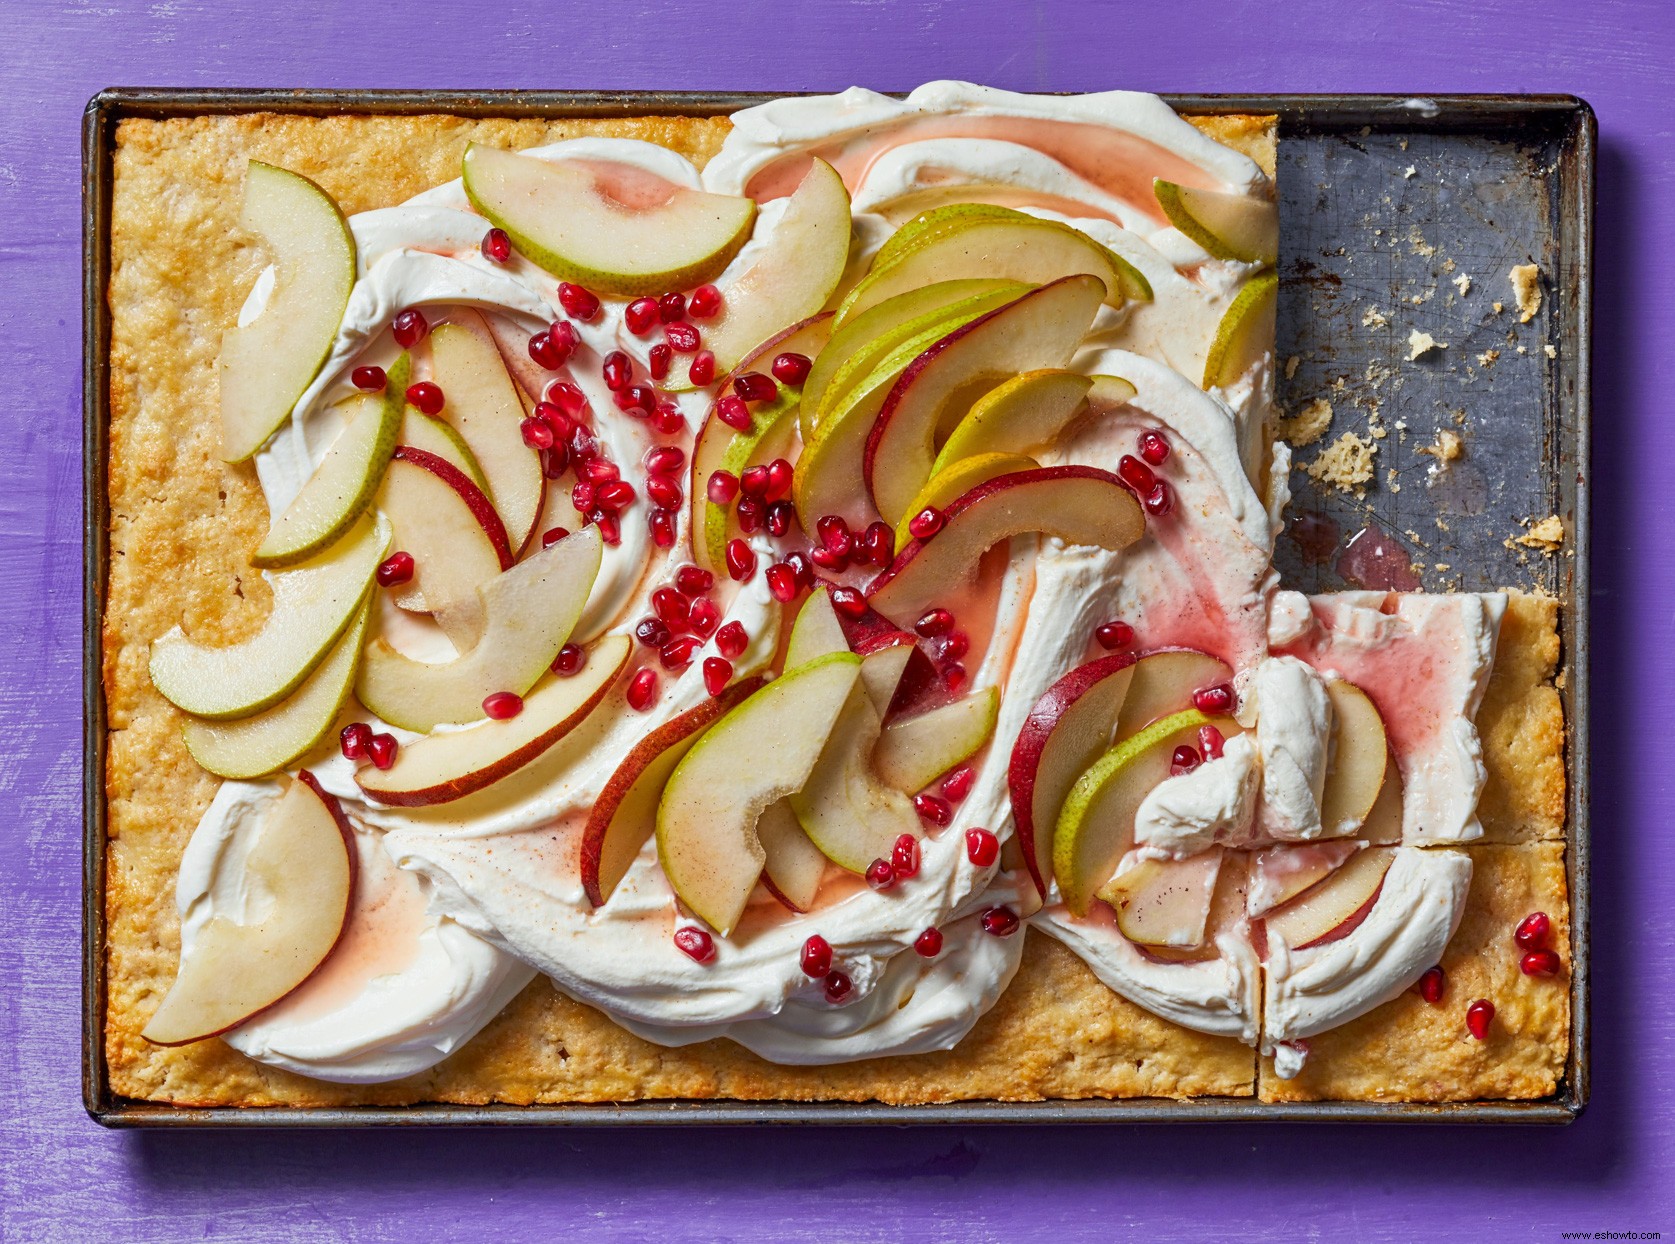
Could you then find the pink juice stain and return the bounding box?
[1336,525,1421,592]
[1288,512,1340,565]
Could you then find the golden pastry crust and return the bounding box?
[1185,114,1277,179]
[1477,590,1566,843]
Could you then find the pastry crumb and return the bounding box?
[1510,263,1542,323]
[1305,431,1377,495]
[1403,165,1417,179]
[1493,300,1505,315]
[1419,429,1463,480]
[1362,306,1389,330]
[1453,273,1472,296]
[1408,329,1445,360]
[1278,397,1333,448]
[1513,515,1565,552]
[1284,355,1300,380]
[1544,344,1557,359]
[1476,349,1501,368]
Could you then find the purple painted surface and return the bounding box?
[2,0,1667,1237]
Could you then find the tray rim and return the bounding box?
[81,87,1594,1129]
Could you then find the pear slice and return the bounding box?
[784,586,850,672]
[1154,179,1278,266]
[142,772,354,1045]
[874,688,1000,794]
[358,634,631,806]
[254,356,405,568]
[1247,842,1361,918]
[356,526,602,731]
[657,652,861,934]
[1257,846,1395,952]
[182,598,370,779]
[401,404,489,492]
[931,369,1093,475]
[690,387,799,572]
[1361,756,1404,844]
[1099,849,1225,949]
[1202,269,1278,390]
[1320,680,1389,835]
[463,144,756,296]
[892,453,1040,552]
[218,162,356,463]
[149,513,388,720]
[757,799,828,912]
[1113,649,1234,740]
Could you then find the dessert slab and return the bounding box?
[82,89,1592,1125]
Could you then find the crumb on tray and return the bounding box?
[1278,397,1333,448]
[1305,431,1377,495]
[1408,329,1446,360]
[1510,263,1543,323]
[1513,515,1565,552]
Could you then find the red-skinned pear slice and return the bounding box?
[892,451,1039,552]
[1255,846,1394,953]
[359,634,631,807]
[1112,649,1233,740]
[1154,179,1278,266]
[690,387,800,572]
[930,368,1093,476]
[865,276,1105,524]
[1246,841,1361,918]
[149,512,388,720]
[1202,269,1278,391]
[356,525,602,732]
[142,772,354,1045]
[218,161,355,462]
[580,675,764,906]
[793,585,925,715]
[462,143,756,296]
[428,315,545,554]
[401,404,489,492]
[874,687,1000,794]
[254,356,405,568]
[757,799,827,912]
[866,465,1144,629]
[657,651,862,935]
[182,598,370,779]
[1008,653,1137,895]
[664,159,850,387]
[1319,679,1389,835]
[1099,848,1224,949]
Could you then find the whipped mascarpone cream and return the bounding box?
[1135,733,1260,857]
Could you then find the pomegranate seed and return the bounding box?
[548,379,588,417]
[772,352,812,386]
[810,545,849,572]
[406,382,444,415]
[480,226,512,263]
[527,329,564,369]
[368,733,398,770]
[659,292,686,323]
[615,385,655,416]
[725,540,756,582]
[915,927,944,957]
[785,551,815,588]
[908,507,945,540]
[542,441,573,480]
[892,833,921,879]
[941,765,974,803]
[1193,683,1235,714]
[687,596,720,637]
[649,508,677,548]
[941,662,968,693]
[602,351,632,392]
[665,321,701,352]
[800,935,832,977]
[351,365,387,392]
[717,395,752,430]
[1521,949,1563,977]
[913,608,954,637]
[766,500,796,537]
[829,586,868,619]
[702,656,732,697]
[1199,725,1226,760]
[647,475,682,509]
[739,464,770,498]
[1143,481,1174,516]
[1514,912,1551,949]
[1466,999,1494,1040]
[542,526,571,548]
[571,481,596,512]
[652,402,685,435]
[673,565,713,596]
[736,497,764,534]
[581,458,619,485]
[660,636,702,670]
[534,400,570,433]
[1417,965,1446,1004]
[1096,620,1134,650]
[734,372,777,403]
[520,416,554,449]
[392,308,428,348]
[673,927,714,963]
[715,621,749,658]
[652,586,689,625]
[549,320,582,362]
[689,284,722,318]
[596,511,621,546]
[914,794,952,826]
[766,563,798,602]
[965,828,999,866]
[482,691,523,720]
[648,342,673,381]
[1117,454,1156,494]
[1171,745,1202,776]
[601,479,639,511]
[625,297,659,335]
[635,617,672,649]
[552,643,585,676]
[707,470,739,504]
[863,522,894,565]
[688,350,716,385]
[935,631,970,662]
[823,970,853,1003]
[557,282,600,321]
[626,667,658,711]
[981,907,1020,937]
[646,445,686,477]
[1138,429,1171,465]
[816,514,851,551]
[760,458,792,501]
[376,551,415,587]
[865,858,897,891]
[339,721,372,761]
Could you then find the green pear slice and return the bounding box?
[463,143,756,297]
[254,356,406,568]
[931,369,1093,475]
[1154,179,1278,266]
[657,652,861,934]
[149,513,388,720]
[757,799,828,912]
[357,526,602,732]
[873,687,1000,794]
[142,772,354,1045]
[784,586,849,672]
[691,387,800,572]
[219,161,356,463]
[358,634,631,806]
[1320,680,1389,836]
[401,405,488,492]
[1099,848,1225,948]
[1202,269,1278,390]
[182,598,370,779]
[892,452,1038,552]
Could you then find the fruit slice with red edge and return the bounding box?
[657,652,861,934]
[463,143,756,297]
[866,465,1144,628]
[401,403,489,493]
[1154,179,1278,266]
[581,674,764,906]
[832,599,937,717]
[1319,679,1389,836]
[865,276,1105,524]
[690,387,799,572]
[1008,653,1137,894]
[357,525,602,732]
[255,356,404,568]
[182,597,370,780]
[1202,269,1278,391]
[892,451,1038,553]
[428,315,545,554]
[142,771,354,1044]
[930,368,1093,477]
[1099,848,1224,949]
[873,687,1000,794]
[359,634,631,807]
[757,799,828,912]
[1246,842,1361,918]
[218,161,355,462]
[1254,846,1394,953]
[149,513,388,720]
[1113,649,1233,740]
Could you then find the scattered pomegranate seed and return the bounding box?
[981,907,1020,937]
[866,858,898,890]
[665,321,701,352]
[1466,999,1494,1040]
[1138,429,1170,466]
[914,928,944,957]
[687,597,720,637]
[351,365,386,392]
[892,833,921,879]
[480,226,512,263]
[1193,683,1235,714]
[636,617,672,648]
[570,425,597,460]
[647,342,673,381]
[725,540,757,581]
[615,385,655,416]
[823,970,853,1003]
[1117,454,1156,494]
[658,292,686,323]
[582,458,620,484]
[1143,481,1174,516]
[766,500,796,537]
[816,514,851,551]
[688,350,716,385]
[800,935,832,977]
[669,565,711,598]
[715,621,749,658]
[552,643,585,676]
[785,551,815,589]
[734,372,777,403]
[368,733,399,770]
[549,320,582,364]
[766,563,798,602]
[764,459,794,501]
[935,631,970,662]
[482,691,523,720]
[707,471,739,505]
[652,402,685,435]
[525,329,562,370]
[862,521,894,565]
[595,512,621,546]
[829,586,868,619]
[908,507,945,540]
[1199,724,1226,760]
[810,545,849,572]
[673,927,714,963]
[914,794,952,827]
[626,667,658,711]
[649,508,676,548]
[941,765,974,803]
[717,395,752,431]
[965,828,999,867]
[644,475,680,510]
[537,405,573,442]
[548,379,587,417]
[521,416,555,449]
[650,586,687,625]
[660,636,702,670]
[339,721,372,761]
[557,282,600,321]
[646,445,685,477]
[739,464,770,498]
[1171,744,1202,776]
[913,607,953,638]
[1096,620,1134,650]
[941,663,968,693]
[376,551,415,587]
[702,656,732,697]
[1514,911,1551,949]
[542,526,571,549]
[689,284,722,317]
[625,297,659,335]
[1521,949,1563,977]
[602,351,632,391]
[392,307,428,348]
[405,382,444,415]
[571,481,596,512]
[736,497,764,534]
[1417,965,1446,1004]
[772,352,812,386]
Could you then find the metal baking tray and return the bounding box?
[82,90,1592,1126]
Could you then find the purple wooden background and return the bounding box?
[4,0,1667,1237]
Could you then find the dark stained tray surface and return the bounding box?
[82,91,1592,1126]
